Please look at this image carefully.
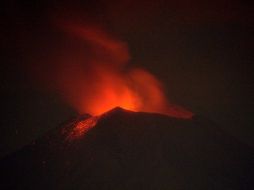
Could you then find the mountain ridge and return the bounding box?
[1,107,253,190]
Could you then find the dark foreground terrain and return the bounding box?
[1,107,253,190]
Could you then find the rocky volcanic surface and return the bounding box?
[1,107,254,190]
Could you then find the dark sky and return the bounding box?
[1,0,254,157]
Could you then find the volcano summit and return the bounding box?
[1,107,254,190]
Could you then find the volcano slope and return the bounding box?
[1,107,254,190]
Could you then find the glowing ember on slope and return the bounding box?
[66,116,100,140]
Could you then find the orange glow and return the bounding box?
[36,21,193,119]
[66,116,99,140]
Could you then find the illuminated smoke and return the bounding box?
[33,20,193,119]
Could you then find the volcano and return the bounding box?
[1,107,254,190]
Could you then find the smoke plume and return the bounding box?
[28,19,192,118]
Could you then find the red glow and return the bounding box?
[35,21,193,119]
[66,116,99,140]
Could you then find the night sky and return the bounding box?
[1,0,254,158]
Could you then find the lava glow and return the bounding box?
[34,20,193,119]
[66,116,99,140]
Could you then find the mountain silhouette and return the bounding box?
[1,107,253,190]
